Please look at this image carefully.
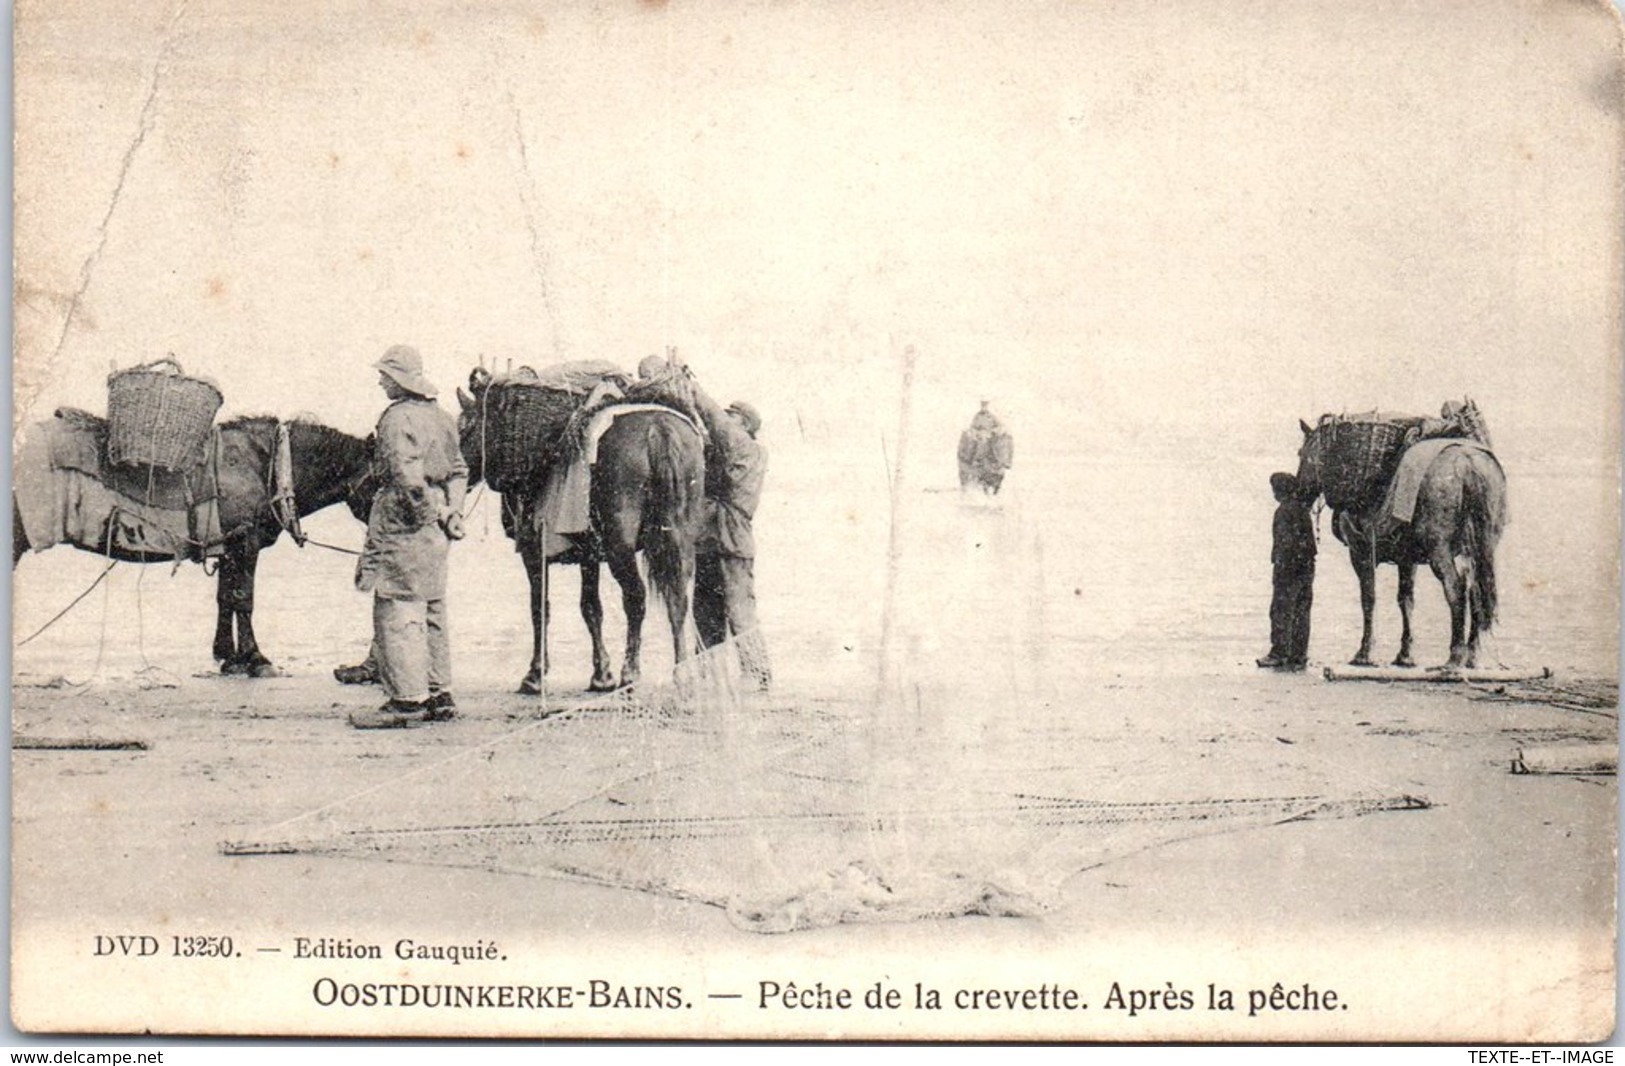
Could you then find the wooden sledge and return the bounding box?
[1511,743,1617,776]
[1322,664,1552,683]
[13,736,148,751]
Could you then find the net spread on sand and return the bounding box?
[224,638,1426,933]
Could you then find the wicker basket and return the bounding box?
[106,357,223,471]
[1320,418,1416,512]
[482,380,580,492]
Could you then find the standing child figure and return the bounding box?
[1258,471,1316,671]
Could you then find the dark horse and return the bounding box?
[1296,418,1508,669]
[13,415,373,676]
[457,371,706,694]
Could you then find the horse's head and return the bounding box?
[455,367,493,488]
[274,418,376,523]
[1293,415,1335,501]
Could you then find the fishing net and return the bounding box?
[221,492,1427,932]
[223,633,1425,933]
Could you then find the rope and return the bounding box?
[16,560,118,647]
[479,383,492,537]
[461,481,487,526]
[298,535,363,557]
[134,548,151,670]
[275,793,1423,849]
[18,527,121,689]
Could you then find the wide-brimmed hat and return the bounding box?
[374,345,438,399]
[727,400,762,436]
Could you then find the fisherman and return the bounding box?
[689,383,772,691]
[960,401,1013,494]
[334,646,380,685]
[348,345,469,728]
[1257,471,1316,671]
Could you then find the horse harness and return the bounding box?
[263,421,364,557]
[177,422,290,568]
[267,421,306,548]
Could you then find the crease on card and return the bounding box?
[18,1,190,434]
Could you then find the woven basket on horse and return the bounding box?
[106,357,223,472]
[1319,416,1418,512]
[480,373,583,492]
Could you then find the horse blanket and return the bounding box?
[14,411,224,560]
[1383,438,1502,524]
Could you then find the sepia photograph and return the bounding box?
[9,0,1622,1043]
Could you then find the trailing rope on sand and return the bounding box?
[15,560,118,647]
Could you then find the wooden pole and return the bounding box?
[1322,664,1552,683]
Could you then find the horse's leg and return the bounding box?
[605,547,646,689]
[659,541,695,668]
[215,546,246,670]
[579,561,616,692]
[212,597,236,665]
[1393,562,1417,668]
[1428,545,1470,669]
[12,496,29,567]
[518,542,548,695]
[1464,596,1482,669]
[1349,539,1377,667]
[694,552,727,651]
[230,540,278,677]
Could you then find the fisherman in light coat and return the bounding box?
[349,345,468,728]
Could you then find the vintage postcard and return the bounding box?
[10,0,1621,1042]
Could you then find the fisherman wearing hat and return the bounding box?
[688,384,772,691]
[349,345,469,728]
[1257,470,1315,671]
[969,399,1002,435]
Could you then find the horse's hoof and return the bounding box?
[518,678,544,696]
[1349,657,1374,668]
[1392,657,1416,669]
[249,662,284,679]
[220,660,251,676]
[586,678,618,694]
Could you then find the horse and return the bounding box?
[457,370,706,694]
[13,414,374,676]
[1295,417,1508,669]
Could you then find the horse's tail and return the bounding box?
[1461,457,1504,634]
[643,414,702,614]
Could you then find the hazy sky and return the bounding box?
[13,0,1623,464]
